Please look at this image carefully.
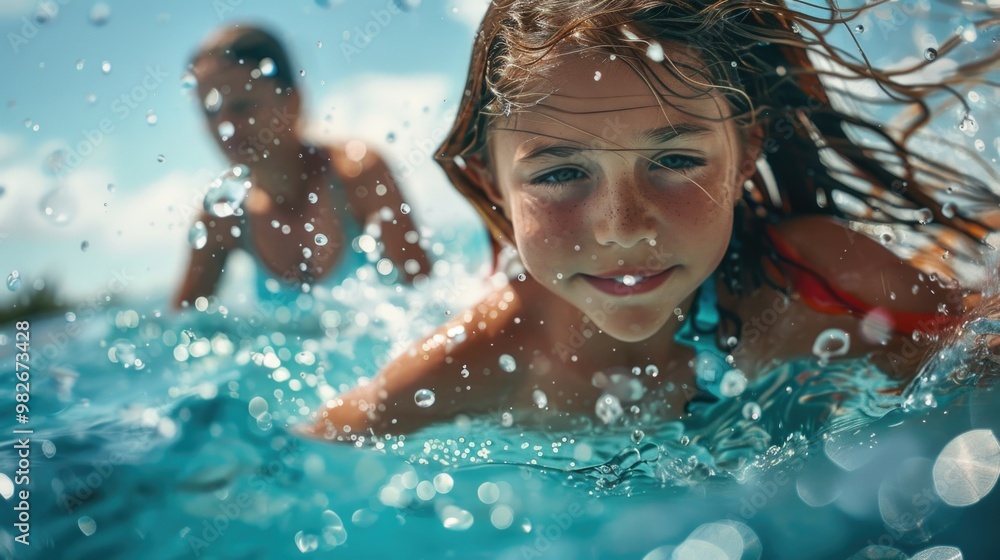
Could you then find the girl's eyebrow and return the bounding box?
[643,123,711,144]
[514,123,711,162]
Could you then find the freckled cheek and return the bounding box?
[510,198,581,273]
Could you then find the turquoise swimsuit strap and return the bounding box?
[674,274,722,356]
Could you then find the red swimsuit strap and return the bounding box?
[763,224,950,335]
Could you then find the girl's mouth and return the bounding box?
[580,267,676,296]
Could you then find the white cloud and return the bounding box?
[445,0,490,31]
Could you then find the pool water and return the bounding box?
[3,253,1000,560]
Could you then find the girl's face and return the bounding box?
[487,53,758,342]
[195,60,299,163]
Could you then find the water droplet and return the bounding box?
[730,60,738,67]
[595,393,623,424]
[100,60,111,74]
[40,188,78,225]
[75,59,85,70]
[631,429,645,444]
[321,510,348,546]
[645,364,659,377]
[299,69,306,77]
[645,42,665,62]
[307,192,318,204]
[7,271,21,291]
[594,71,602,81]
[259,57,276,77]
[89,3,111,26]
[880,231,895,245]
[498,354,517,373]
[924,48,938,61]
[294,531,318,553]
[916,208,933,225]
[742,402,762,421]
[80,241,89,252]
[720,369,748,397]
[35,1,58,24]
[854,24,865,34]
[501,411,513,427]
[933,429,1000,507]
[975,139,985,152]
[204,88,222,113]
[180,71,197,90]
[812,328,850,361]
[145,110,157,126]
[460,367,470,378]
[532,389,548,409]
[440,505,474,531]
[680,435,690,446]
[217,121,234,140]
[400,203,411,214]
[517,273,526,282]
[959,114,978,136]
[621,275,637,287]
[314,233,328,246]
[414,388,435,408]
[157,154,165,163]
[248,396,268,418]
[78,516,97,536]
[188,221,208,249]
[204,165,251,218]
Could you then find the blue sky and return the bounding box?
[0,0,491,305]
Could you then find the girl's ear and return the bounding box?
[737,125,764,184]
[464,155,506,213]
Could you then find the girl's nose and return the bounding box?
[593,172,657,248]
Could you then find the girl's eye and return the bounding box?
[532,167,587,186]
[652,154,705,171]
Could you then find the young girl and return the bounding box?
[173,25,431,310]
[308,0,999,440]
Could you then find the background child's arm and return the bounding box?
[346,151,433,283]
[171,214,237,309]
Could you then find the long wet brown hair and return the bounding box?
[436,0,1000,306]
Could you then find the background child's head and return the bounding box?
[438,0,999,306]
[191,24,302,163]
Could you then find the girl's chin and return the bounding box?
[586,314,671,343]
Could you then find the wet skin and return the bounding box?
[308,52,962,440]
